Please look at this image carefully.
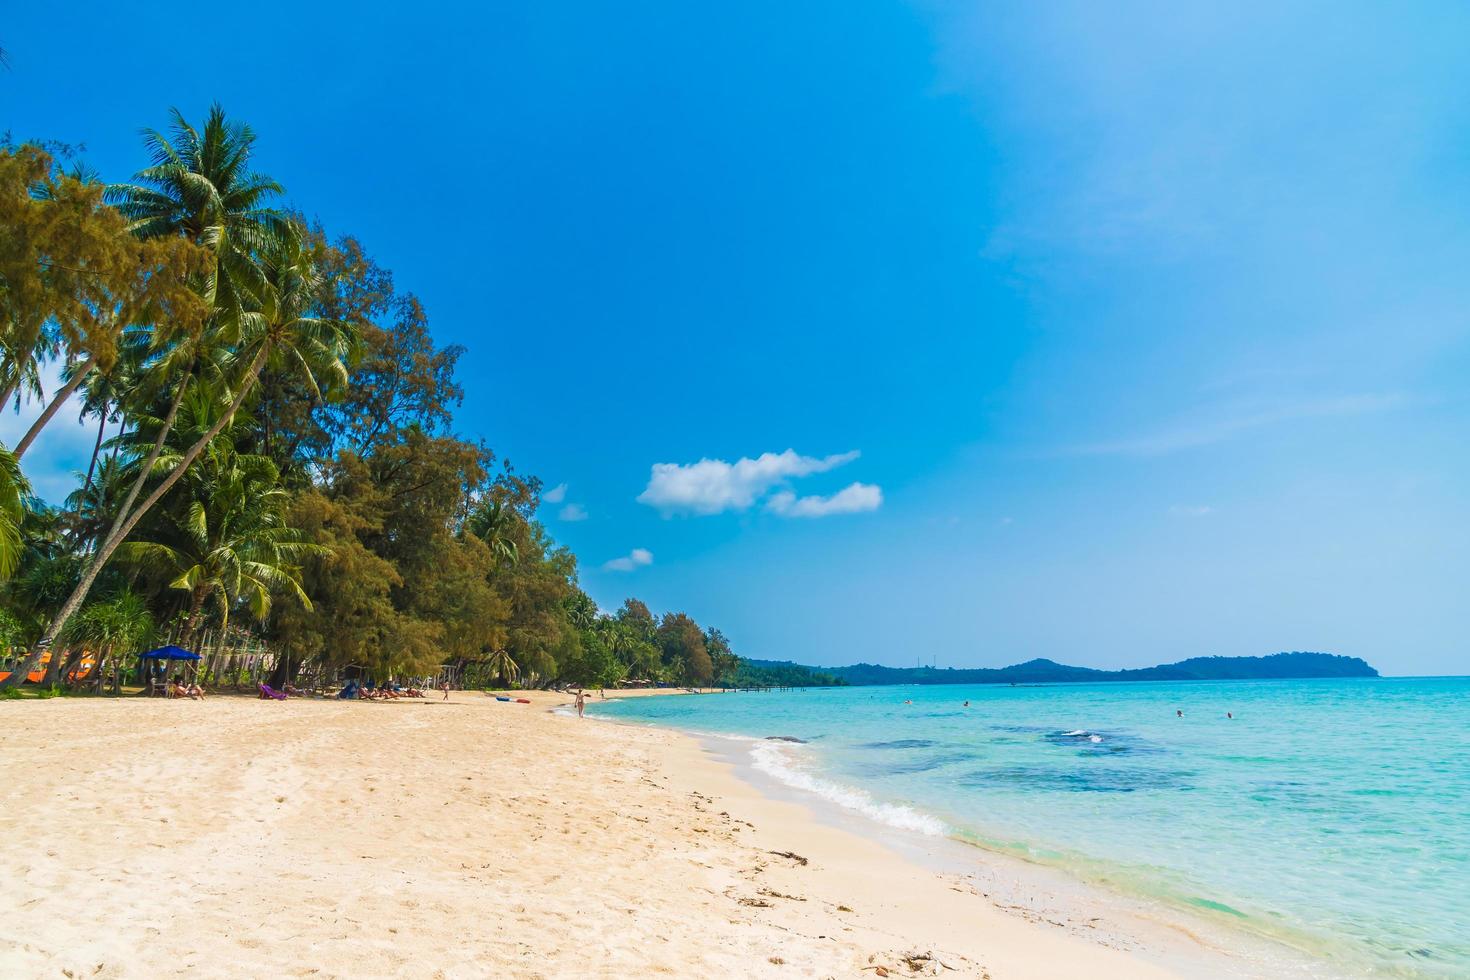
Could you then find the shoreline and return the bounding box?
[588,691,1187,978]
[0,689,1275,977]
[590,690,1350,980]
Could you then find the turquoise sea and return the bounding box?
[591,677,1470,977]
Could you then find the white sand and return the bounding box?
[0,690,1184,978]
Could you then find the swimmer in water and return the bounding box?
[903,699,912,705]
[1176,709,1183,718]
[1227,711,1233,719]
[963,700,970,708]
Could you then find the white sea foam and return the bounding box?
[748,740,947,837]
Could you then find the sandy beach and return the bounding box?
[0,690,1185,979]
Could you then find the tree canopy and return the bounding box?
[0,111,770,695]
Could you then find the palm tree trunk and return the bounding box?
[56,646,88,688]
[94,643,111,695]
[0,380,17,412]
[181,586,209,646]
[13,355,97,460]
[1,343,271,691]
[40,645,66,687]
[60,372,190,563]
[80,412,108,499]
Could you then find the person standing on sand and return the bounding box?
[575,690,586,718]
[441,680,450,701]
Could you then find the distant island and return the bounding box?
[741,652,1378,687]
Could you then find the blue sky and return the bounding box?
[5,2,1470,674]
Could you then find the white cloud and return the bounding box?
[1169,504,1214,517]
[766,482,883,518]
[637,449,860,515]
[558,502,588,522]
[602,548,653,572]
[543,483,567,504]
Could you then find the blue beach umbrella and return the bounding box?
[140,645,202,661]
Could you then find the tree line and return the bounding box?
[0,107,766,693]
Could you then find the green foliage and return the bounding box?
[727,659,848,688]
[1,142,209,400]
[657,612,713,686]
[115,430,318,638]
[0,604,25,649]
[107,104,294,319]
[0,107,765,695]
[0,443,26,579]
[557,629,625,689]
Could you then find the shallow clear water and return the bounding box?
[591,678,1470,977]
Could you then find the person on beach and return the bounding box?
[575,690,586,718]
[441,680,450,700]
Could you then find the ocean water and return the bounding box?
[590,677,1470,977]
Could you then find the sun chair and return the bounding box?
[258,683,288,701]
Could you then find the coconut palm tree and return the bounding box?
[71,330,145,502]
[565,590,597,631]
[63,455,127,552]
[482,648,521,688]
[77,103,298,569]
[115,447,320,644]
[0,326,56,417]
[0,107,296,691]
[0,443,27,580]
[466,498,519,566]
[2,203,352,690]
[107,104,297,315]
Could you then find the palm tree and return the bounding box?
[63,454,127,551]
[115,447,320,644]
[0,326,56,417]
[82,102,298,567]
[0,442,28,579]
[72,330,144,501]
[565,590,597,631]
[466,498,519,565]
[57,590,154,692]
[107,104,296,315]
[482,648,521,688]
[2,114,353,689]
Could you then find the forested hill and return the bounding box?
[805,652,1379,686]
